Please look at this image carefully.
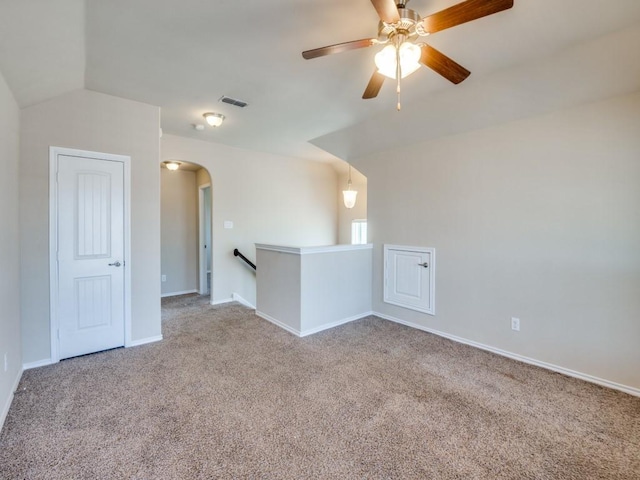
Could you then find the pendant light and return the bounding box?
[343,165,358,209]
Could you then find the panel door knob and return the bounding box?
[108,261,122,267]
[418,262,429,268]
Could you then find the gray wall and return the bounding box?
[160,168,198,295]
[161,134,338,306]
[357,90,640,390]
[301,247,372,332]
[20,89,162,364]
[256,245,372,335]
[256,248,302,331]
[0,69,22,425]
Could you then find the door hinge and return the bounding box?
[57,329,60,340]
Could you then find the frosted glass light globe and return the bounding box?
[374,42,421,79]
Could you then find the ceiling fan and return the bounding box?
[302,0,514,110]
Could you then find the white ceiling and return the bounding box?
[0,0,84,107]
[1,0,640,165]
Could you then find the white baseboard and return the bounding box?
[374,311,640,398]
[1,367,23,432]
[161,289,198,298]
[23,358,56,370]
[300,312,373,337]
[255,311,372,338]
[127,335,163,348]
[211,297,233,306]
[211,294,255,309]
[255,311,301,336]
[232,293,256,309]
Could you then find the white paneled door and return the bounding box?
[54,153,126,360]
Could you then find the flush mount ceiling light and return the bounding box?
[203,112,225,127]
[343,165,358,209]
[164,161,181,171]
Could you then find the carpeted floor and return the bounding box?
[1,294,639,479]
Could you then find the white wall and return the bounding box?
[20,89,161,364]
[161,134,338,306]
[0,69,22,428]
[337,166,367,245]
[161,168,198,296]
[356,90,640,391]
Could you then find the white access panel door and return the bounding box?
[56,154,126,359]
[384,245,435,315]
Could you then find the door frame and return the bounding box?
[49,146,132,363]
[198,183,211,297]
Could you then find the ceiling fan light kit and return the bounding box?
[375,41,421,79]
[302,0,514,110]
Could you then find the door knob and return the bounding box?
[108,261,122,267]
[418,262,429,268]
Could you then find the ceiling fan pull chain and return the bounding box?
[396,40,402,111]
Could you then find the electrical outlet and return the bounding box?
[4,353,7,372]
[161,275,167,282]
[511,317,520,331]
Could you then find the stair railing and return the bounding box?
[233,248,256,271]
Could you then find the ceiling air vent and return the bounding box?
[219,96,248,108]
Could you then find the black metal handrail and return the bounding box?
[233,249,256,271]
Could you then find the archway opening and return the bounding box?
[160,160,213,302]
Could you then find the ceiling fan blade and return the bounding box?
[419,0,513,35]
[420,45,470,84]
[363,71,385,99]
[302,38,377,60]
[370,0,400,24]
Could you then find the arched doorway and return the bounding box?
[160,160,213,302]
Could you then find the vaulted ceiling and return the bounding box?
[1,0,640,163]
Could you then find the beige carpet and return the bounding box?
[1,294,638,479]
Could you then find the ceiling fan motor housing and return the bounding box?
[378,6,421,40]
